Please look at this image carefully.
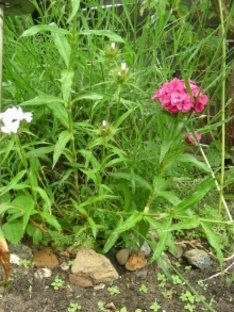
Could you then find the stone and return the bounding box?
[116,248,129,265]
[71,248,118,282]
[34,268,52,279]
[10,254,21,265]
[125,251,147,271]
[134,266,148,278]
[69,274,93,288]
[9,244,32,259]
[169,243,185,259]
[32,247,59,268]
[140,241,151,256]
[183,249,213,270]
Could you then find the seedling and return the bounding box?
[157,272,167,288]
[139,284,148,294]
[107,285,120,295]
[150,300,161,311]
[20,259,32,268]
[171,275,182,285]
[51,275,64,290]
[97,301,108,311]
[197,279,208,290]
[184,303,196,312]
[67,302,82,312]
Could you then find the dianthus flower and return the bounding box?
[185,131,201,145]
[0,107,32,134]
[152,78,209,114]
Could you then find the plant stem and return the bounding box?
[217,0,226,216]
[199,144,233,221]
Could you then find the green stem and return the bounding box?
[217,0,226,216]
[66,16,80,202]
[198,144,232,221]
[14,134,37,203]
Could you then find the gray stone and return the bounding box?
[116,248,129,265]
[183,249,212,270]
[71,248,118,282]
[169,244,185,259]
[9,244,32,259]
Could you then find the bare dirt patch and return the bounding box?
[1,247,234,312]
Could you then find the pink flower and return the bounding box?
[152,78,209,114]
[185,131,201,145]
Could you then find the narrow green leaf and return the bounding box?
[150,230,168,262]
[12,195,35,229]
[21,24,69,37]
[201,222,223,267]
[114,213,143,234]
[72,93,103,103]
[108,172,152,191]
[174,178,214,214]
[171,217,200,231]
[61,70,74,103]
[53,33,71,67]
[173,154,210,172]
[40,212,62,231]
[47,102,68,128]
[33,187,52,212]
[0,170,26,196]
[87,217,98,238]
[68,0,81,23]
[103,232,119,253]
[0,203,20,215]
[53,130,72,168]
[20,94,63,106]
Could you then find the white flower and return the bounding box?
[121,62,127,71]
[102,120,107,127]
[111,42,116,49]
[0,107,33,134]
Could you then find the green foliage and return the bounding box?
[0,0,233,277]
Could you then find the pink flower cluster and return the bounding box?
[152,78,209,113]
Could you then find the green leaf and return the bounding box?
[47,102,68,128]
[32,187,52,212]
[171,217,200,231]
[53,130,72,168]
[201,222,223,267]
[151,230,168,262]
[0,170,26,196]
[71,199,88,217]
[60,70,74,103]
[68,0,81,23]
[79,30,124,42]
[52,34,71,68]
[174,178,214,214]
[87,217,98,238]
[0,203,20,215]
[25,146,54,159]
[72,93,103,103]
[2,220,24,246]
[12,195,35,229]
[173,154,210,172]
[108,172,152,191]
[20,94,63,106]
[21,24,70,37]
[158,191,181,206]
[115,108,135,127]
[103,232,119,253]
[40,212,62,231]
[113,213,143,234]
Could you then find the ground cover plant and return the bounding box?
[1,0,234,310]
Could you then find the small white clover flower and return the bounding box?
[121,62,127,71]
[0,107,33,134]
[111,42,116,49]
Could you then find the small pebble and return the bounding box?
[116,248,129,265]
[34,268,52,279]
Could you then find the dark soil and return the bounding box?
[1,246,234,312]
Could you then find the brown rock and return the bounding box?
[71,248,118,282]
[125,251,147,271]
[69,274,93,288]
[32,247,59,268]
[116,248,129,265]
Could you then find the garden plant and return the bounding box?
[1,0,234,310]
